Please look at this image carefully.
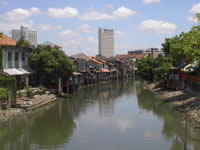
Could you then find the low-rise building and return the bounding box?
[0,34,31,89]
[128,49,144,55]
[144,48,164,58]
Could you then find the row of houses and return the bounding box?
[0,34,143,107]
[66,53,138,92]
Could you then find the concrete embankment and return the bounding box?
[145,83,200,127]
[0,93,57,123]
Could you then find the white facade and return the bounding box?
[2,47,29,70]
[144,48,164,58]
[98,28,114,57]
[12,26,37,46]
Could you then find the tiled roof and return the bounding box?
[0,35,16,46]
[101,69,110,73]
[88,56,103,65]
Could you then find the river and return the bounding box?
[0,80,200,150]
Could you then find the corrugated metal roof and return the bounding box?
[3,68,30,75]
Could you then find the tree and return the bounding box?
[29,45,74,88]
[196,13,200,23]
[162,25,200,65]
[16,37,31,48]
[137,56,172,86]
[0,33,3,69]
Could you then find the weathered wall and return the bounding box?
[185,80,200,97]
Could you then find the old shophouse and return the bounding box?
[0,34,30,89]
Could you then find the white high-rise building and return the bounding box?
[12,26,37,46]
[98,28,114,57]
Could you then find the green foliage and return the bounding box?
[25,86,33,98]
[0,32,2,38]
[0,75,16,97]
[196,13,200,23]
[153,57,172,86]
[0,46,2,70]
[162,23,200,65]
[16,37,31,48]
[137,56,172,86]
[0,88,8,101]
[137,56,155,80]
[29,45,74,86]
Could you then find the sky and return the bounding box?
[0,0,199,56]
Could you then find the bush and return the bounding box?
[0,88,8,101]
[136,56,172,87]
[25,86,33,98]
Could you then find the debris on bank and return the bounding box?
[0,88,57,123]
[145,83,200,127]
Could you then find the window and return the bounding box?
[15,52,18,61]
[15,52,19,68]
[8,52,12,68]
[22,52,25,61]
[8,52,12,61]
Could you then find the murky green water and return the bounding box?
[1,81,200,150]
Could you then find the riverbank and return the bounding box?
[0,80,121,123]
[145,83,200,127]
[0,92,57,123]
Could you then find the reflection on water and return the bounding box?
[0,80,200,150]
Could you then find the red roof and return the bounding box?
[0,35,16,46]
[88,56,103,65]
[101,69,110,73]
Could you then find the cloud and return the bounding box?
[143,0,160,4]
[139,19,177,34]
[80,6,136,21]
[59,29,78,37]
[190,3,200,14]
[0,20,34,34]
[79,24,93,33]
[187,16,198,23]
[115,30,126,38]
[113,6,136,18]
[30,7,41,14]
[1,8,40,21]
[48,7,79,18]
[37,24,63,31]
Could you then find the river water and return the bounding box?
[1,80,200,150]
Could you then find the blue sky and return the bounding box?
[0,0,199,56]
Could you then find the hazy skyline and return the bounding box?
[0,0,199,56]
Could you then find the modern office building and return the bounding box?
[98,28,114,57]
[12,26,37,46]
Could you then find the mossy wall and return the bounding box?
[0,47,2,70]
[0,75,17,107]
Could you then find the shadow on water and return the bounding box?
[136,82,200,150]
[1,80,200,150]
[0,80,135,150]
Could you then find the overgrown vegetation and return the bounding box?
[29,45,74,87]
[25,86,33,98]
[0,33,3,69]
[0,46,2,70]
[16,37,31,48]
[0,88,8,101]
[137,56,172,87]
[137,13,200,87]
